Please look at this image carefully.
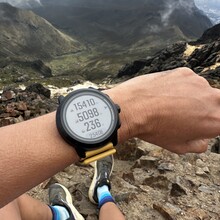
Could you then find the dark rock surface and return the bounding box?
[116,22,220,85]
[0,84,57,127]
[197,23,220,43]
[117,42,187,78]
[26,83,51,99]
[116,38,220,87]
[32,60,53,78]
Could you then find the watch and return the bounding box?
[56,88,121,164]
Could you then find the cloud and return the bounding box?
[160,1,177,26]
[160,0,196,26]
[0,0,42,8]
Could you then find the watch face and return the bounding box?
[60,90,117,144]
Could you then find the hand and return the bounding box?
[106,67,220,154]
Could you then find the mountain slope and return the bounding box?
[116,23,220,89]
[0,3,83,59]
[35,0,212,56]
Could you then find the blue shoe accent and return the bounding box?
[88,155,114,205]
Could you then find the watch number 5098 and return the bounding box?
[85,119,101,131]
[77,108,99,122]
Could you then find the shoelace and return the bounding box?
[99,161,111,178]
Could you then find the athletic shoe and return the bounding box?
[88,155,114,204]
[49,183,84,220]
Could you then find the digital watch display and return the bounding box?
[56,88,120,164]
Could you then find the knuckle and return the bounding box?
[197,75,209,86]
[177,67,195,76]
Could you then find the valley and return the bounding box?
[0,0,214,89]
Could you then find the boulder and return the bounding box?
[26,83,51,98]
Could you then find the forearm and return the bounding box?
[0,88,132,208]
[0,112,79,207]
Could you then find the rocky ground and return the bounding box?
[1,83,220,220]
[29,139,220,220]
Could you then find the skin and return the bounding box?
[109,68,220,153]
[0,67,220,219]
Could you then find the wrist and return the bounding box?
[103,87,143,143]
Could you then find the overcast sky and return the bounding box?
[195,0,220,8]
[195,0,220,24]
[0,0,220,23]
[0,0,219,9]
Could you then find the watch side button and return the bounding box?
[58,95,65,104]
[118,118,121,128]
[115,104,121,113]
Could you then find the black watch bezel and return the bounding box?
[56,88,120,157]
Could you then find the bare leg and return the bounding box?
[0,194,52,220]
[0,199,21,220]
[17,194,52,220]
[99,202,125,220]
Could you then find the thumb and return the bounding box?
[169,139,209,154]
[184,139,209,153]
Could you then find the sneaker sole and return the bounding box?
[88,157,114,204]
[55,183,85,220]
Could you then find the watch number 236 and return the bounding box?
[84,119,102,131]
[84,119,101,131]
